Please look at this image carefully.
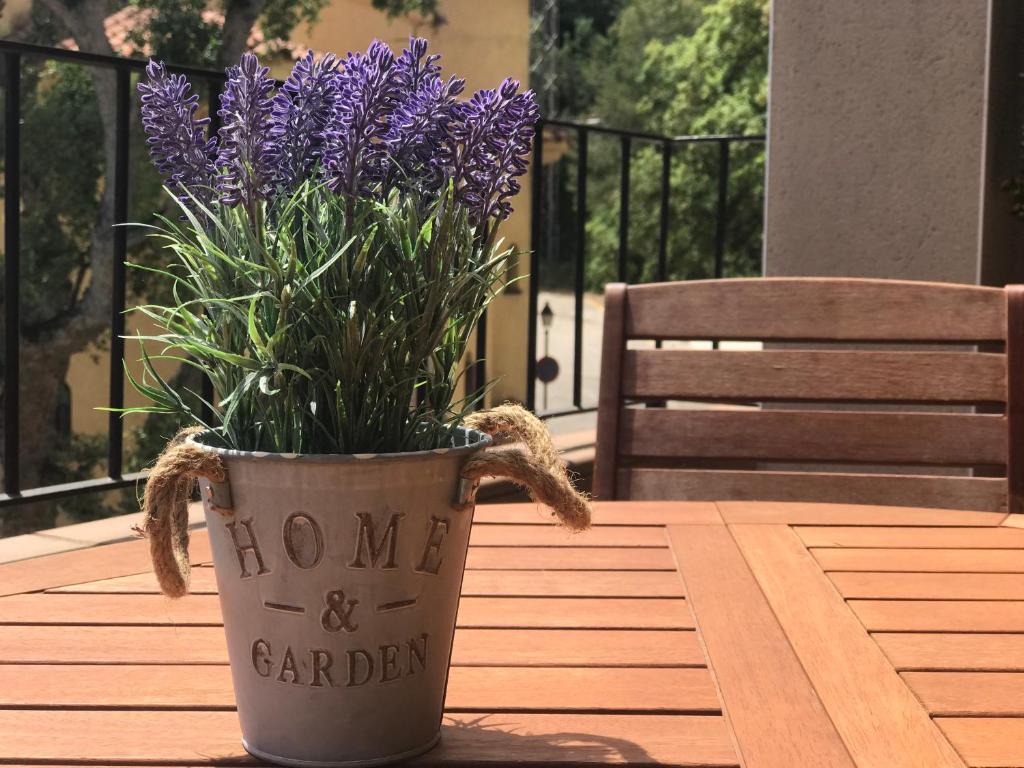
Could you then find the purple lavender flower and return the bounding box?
[216,53,275,211]
[267,51,342,190]
[393,37,442,92]
[138,60,217,208]
[449,78,539,228]
[323,40,404,196]
[379,37,464,190]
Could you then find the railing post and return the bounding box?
[107,66,130,479]
[654,140,672,354]
[617,135,631,283]
[199,82,222,425]
[657,141,672,283]
[572,127,587,409]
[526,122,544,411]
[714,139,730,280]
[473,310,487,406]
[4,52,21,496]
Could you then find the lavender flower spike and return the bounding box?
[393,36,442,92]
[217,53,275,211]
[138,60,217,208]
[450,78,540,228]
[323,40,403,196]
[268,51,342,190]
[382,37,464,190]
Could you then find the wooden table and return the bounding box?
[1,500,1022,767]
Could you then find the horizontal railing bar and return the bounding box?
[671,132,766,144]
[0,39,227,82]
[540,407,599,420]
[541,117,677,143]
[540,117,764,145]
[0,472,147,508]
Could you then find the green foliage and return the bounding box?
[259,0,333,45]
[127,184,511,454]
[127,0,220,67]
[573,0,705,129]
[18,61,104,330]
[551,0,768,290]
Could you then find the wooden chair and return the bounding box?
[594,278,1024,512]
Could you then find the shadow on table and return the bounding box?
[432,713,655,764]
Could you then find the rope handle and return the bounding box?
[140,406,591,598]
[457,404,592,531]
[138,427,226,598]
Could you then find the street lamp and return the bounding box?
[541,302,554,333]
[538,302,556,410]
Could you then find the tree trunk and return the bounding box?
[2,343,76,535]
[219,0,266,68]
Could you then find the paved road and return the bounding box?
[535,290,605,417]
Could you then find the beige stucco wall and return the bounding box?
[70,0,533,437]
[764,1,995,282]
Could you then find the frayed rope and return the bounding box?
[138,427,225,598]
[460,404,592,531]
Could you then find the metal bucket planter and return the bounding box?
[192,427,491,767]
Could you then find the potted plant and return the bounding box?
[131,39,590,767]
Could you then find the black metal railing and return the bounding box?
[0,40,765,511]
[0,40,230,509]
[522,118,765,413]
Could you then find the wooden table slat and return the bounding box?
[937,718,1024,768]
[902,671,1024,716]
[469,524,668,547]
[0,593,694,630]
[0,625,706,667]
[0,710,740,766]
[48,568,688,597]
[718,501,1007,526]
[0,533,212,598]
[875,632,1024,671]
[0,664,720,713]
[813,547,1024,573]
[829,571,1024,600]
[473,501,723,526]
[465,546,675,570]
[851,600,1024,633]
[797,526,1024,549]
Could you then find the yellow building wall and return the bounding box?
[69,0,533,438]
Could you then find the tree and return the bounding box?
[0,0,427,535]
[544,0,768,290]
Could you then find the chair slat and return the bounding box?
[619,408,1006,466]
[617,468,1007,511]
[622,349,1006,404]
[624,278,1006,341]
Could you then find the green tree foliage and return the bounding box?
[573,0,704,129]
[545,0,768,291]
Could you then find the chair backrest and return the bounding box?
[594,278,1024,512]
